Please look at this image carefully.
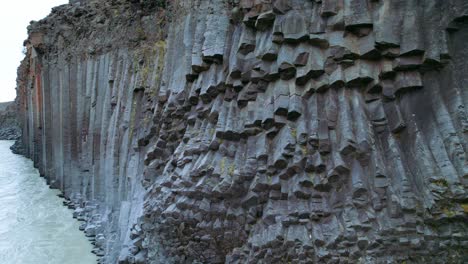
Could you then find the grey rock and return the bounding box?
[14,0,468,263]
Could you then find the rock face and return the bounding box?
[0,101,20,140]
[16,0,468,263]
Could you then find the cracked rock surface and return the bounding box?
[16,0,468,263]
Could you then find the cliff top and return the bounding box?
[25,0,169,59]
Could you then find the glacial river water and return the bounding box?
[0,141,96,264]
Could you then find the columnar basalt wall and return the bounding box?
[17,0,468,263]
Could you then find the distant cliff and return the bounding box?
[16,0,468,263]
[0,101,20,140]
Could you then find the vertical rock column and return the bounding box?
[15,0,468,263]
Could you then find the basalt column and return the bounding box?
[16,0,468,263]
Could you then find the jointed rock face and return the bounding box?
[16,0,468,263]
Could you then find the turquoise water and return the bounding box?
[0,141,96,264]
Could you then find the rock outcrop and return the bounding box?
[16,0,468,263]
[0,101,20,140]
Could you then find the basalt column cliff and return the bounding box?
[16,0,468,263]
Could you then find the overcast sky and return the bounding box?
[0,0,69,103]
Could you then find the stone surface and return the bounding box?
[0,101,20,140]
[15,0,468,263]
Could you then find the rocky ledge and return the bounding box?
[15,0,468,263]
[0,101,20,141]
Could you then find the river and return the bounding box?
[0,141,96,264]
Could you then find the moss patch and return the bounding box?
[460,203,468,213]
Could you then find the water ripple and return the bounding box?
[0,141,96,264]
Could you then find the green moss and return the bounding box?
[128,96,138,142]
[220,157,226,174]
[141,63,151,84]
[444,209,456,217]
[301,145,307,155]
[132,52,140,73]
[461,203,468,213]
[228,163,235,176]
[433,179,448,188]
[155,40,166,49]
[290,127,297,139]
[148,86,156,97]
[146,40,166,100]
[137,26,147,41]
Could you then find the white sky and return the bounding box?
[0,0,69,103]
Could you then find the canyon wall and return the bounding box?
[0,101,20,140]
[16,0,468,263]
